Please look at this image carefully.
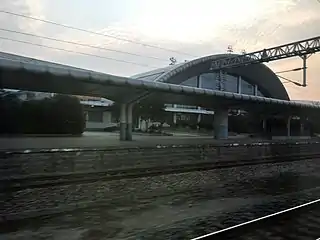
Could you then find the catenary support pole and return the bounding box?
[302,55,307,87]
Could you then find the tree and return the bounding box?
[49,94,85,134]
[0,94,85,134]
[0,94,22,133]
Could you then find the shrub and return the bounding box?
[0,94,85,135]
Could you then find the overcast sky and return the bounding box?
[0,0,319,100]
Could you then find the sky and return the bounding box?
[0,0,319,100]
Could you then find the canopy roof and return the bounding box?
[132,53,290,100]
[0,51,318,115]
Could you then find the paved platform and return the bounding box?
[0,131,317,151]
[0,132,239,151]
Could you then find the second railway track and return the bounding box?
[1,152,320,192]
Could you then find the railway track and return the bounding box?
[1,153,320,192]
[192,199,320,240]
[1,150,320,238]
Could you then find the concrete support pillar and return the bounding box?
[214,109,229,139]
[120,103,127,141]
[126,103,133,141]
[287,116,291,137]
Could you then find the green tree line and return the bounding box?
[0,94,85,134]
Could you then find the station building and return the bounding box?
[2,52,318,137]
[131,54,310,137]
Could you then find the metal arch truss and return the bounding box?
[210,36,320,71]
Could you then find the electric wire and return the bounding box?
[0,36,158,68]
[0,28,169,62]
[0,10,197,58]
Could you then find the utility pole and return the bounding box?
[299,54,312,87]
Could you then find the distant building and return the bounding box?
[129,53,312,136]
[131,53,277,128]
[75,95,115,131]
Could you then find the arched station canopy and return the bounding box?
[1,51,319,115]
[132,54,290,100]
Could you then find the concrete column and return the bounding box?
[126,103,133,141]
[287,116,291,137]
[120,103,127,141]
[214,109,229,139]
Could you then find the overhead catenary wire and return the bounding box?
[3,10,305,86]
[277,74,303,86]
[275,67,305,74]
[0,36,158,68]
[0,10,197,58]
[0,28,169,62]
